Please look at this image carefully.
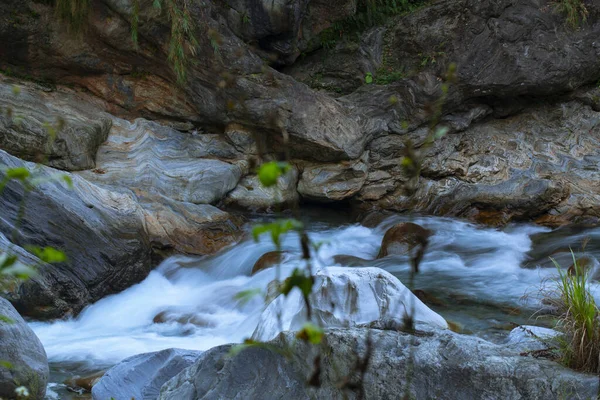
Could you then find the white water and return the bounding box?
[29,215,600,370]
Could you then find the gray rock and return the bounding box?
[298,153,369,201]
[0,298,48,400]
[77,118,245,205]
[160,327,599,400]
[0,79,111,171]
[506,325,561,352]
[92,348,202,400]
[0,149,152,318]
[224,168,299,211]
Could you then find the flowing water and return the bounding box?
[29,210,600,399]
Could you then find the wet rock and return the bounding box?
[160,327,598,400]
[92,348,202,400]
[0,298,48,400]
[152,310,218,328]
[0,150,152,319]
[506,325,561,353]
[0,79,111,171]
[252,267,447,341]
[297,154,369,201]
[251,251,291,275]
[412,289,447,307]
[65,371,105,393]
[567,256,600,279]
[377,222,432,259]
[224,168,299,211]
[141,196,243,255]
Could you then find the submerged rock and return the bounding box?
[0,298,48,400]
[252,267,447,341]
[92,348,202,400]
[251,251,292,275]
[377,222,432,259]
[160,327,598,400]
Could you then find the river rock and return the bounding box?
[160,327,598,400]
[0,149,152,318]
[252,267,447,341]
[297,154,369,202]
[377,222,432,258]
[92,348,202,400]
[251,251,292,275]
[0,298,48,400]
[77,118,245,205]
[224,168,299,211]
[506,325,561,353]
[0,79,111,171]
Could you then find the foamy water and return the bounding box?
[30,215,600,372]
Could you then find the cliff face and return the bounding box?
[0,0,599,316]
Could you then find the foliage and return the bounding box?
[257,161,291,188]
[252,219,303,249]
[549,252,600,373]
[296,323,324,344]
[554,0,589,28]
[374,66,405,84]
[54,0,90,35]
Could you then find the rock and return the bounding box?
[0,298,48,400]
[0,150,152,318]
[224,168,299,211]
[0,79,111,171]
[506,325,561,353]
[251,251,291,275]
[77,118,245,205]
[252,267,447,341]
[159,327,599,400]
[65,371,105,393]
[567,256,600,279]
[141,196,243,255]
[412,289,447,308]
[297,154,369,201]
[92,348,202,400]
[377,222,432,259]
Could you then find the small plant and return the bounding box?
[365,72,373,84]
[374,66,404,84]
[553,0,589,29]
[548,251,600,373]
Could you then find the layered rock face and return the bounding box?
[0,0,599,225]
[159,327,599,400]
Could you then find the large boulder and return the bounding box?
[252,267,448,341]
[377,222,432,258]
[0,298,48,400]
[160,327,599,400]
[224,168,299,211]
[0,150,153,318]
[77,118,245,205]
[92,348,202,400]
[0,79,111,171]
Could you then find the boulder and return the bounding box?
[567,255,600,279]
[0,79,111,171]
[224,168,299,211]
[297,154,369,202]
[0,298,48,400]
[77,118,245,205]
[331,254,370,267]
[159,327,599,400]
[92,348,202,400]
[252,267,447,341]
[506,325,561,353]
[377,222,432,258]
[0,150,152,318]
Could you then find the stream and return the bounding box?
[29,210,600,399]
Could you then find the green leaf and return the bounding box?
[280,268,313,298]
[6,167,30,181]
[0,253,17,269]
[0,360,13,369]
[233,288,262,305]
[365,72,373,84]
[296,322,324,344]
[61,174,73,188]
[26,246,67,264]
[1,263,36,280]
[0,315,14,324]
[257,162,290,187]
[434,126,449,139]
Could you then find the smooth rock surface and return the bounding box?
[0,150,152,318]
[0,298,48,400]
[0,79,111,171]
[92,348,202,400]
[252,267,448,341]
[224,168,299,211]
